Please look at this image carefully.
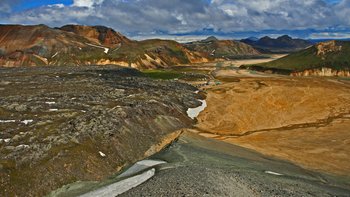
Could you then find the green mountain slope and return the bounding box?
[184,36,261,59]
[257,41,350,71]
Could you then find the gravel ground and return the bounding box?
[121,132,350,197]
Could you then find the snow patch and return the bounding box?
[0,120,15,123]
[49,109,59,112]
[0,138,11,143]
[118,160,166,179]
[45,101,56,105]
[80,168,156,197]
[265,171,283,176]
[85,43,109,54]
[21,120,33,125]
[52,52,58,58]
[99,151,106,157]
[16,144,30,149]
[136,160,166,167]
[187,99,207,119]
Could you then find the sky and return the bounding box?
[1,0,350,40]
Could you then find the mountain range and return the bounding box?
[0,24,261,68]
[184,36,260,59]
[241,35,312,53]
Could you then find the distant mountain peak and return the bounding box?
[203,36,218,42]
[241,34,312,53]
[246,37,259,41]
[278,35,293,40]
[260,36,272,41]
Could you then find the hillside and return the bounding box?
[184,36,261,60]
[0,24,105,67]
[244,40,350,76]
[60,25,131,47]
[0,25,265,69]
[0,24,208,68]
[107,39,208,68]
[241,35,312,53]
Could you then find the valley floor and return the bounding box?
[121,131,350,196]
[2,57,350,196]
[59,59,350,196]
[195,77,350,176]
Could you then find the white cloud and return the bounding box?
[1,0,349,38]
[310,32,350,39]
[73,0,104,8]
[47,4,65,8]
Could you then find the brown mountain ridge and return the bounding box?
[0,24,262,68]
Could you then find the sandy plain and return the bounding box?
[194,64,350,176]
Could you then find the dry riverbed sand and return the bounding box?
[196,76,350,176]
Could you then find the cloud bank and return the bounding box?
[1,0,350,39]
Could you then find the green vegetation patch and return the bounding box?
[142,70,183,80]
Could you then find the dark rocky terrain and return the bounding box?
[0,65,201,196]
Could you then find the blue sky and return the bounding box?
[12,0,342,11]
[13,0,73,12]
[2,0,350,40]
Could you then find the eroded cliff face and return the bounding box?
[291,67,350,77]
[316,41,342,57]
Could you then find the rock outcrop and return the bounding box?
[291,67,350,77]
[316,40,342,57]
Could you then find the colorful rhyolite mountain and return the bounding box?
[0,24,261,68]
